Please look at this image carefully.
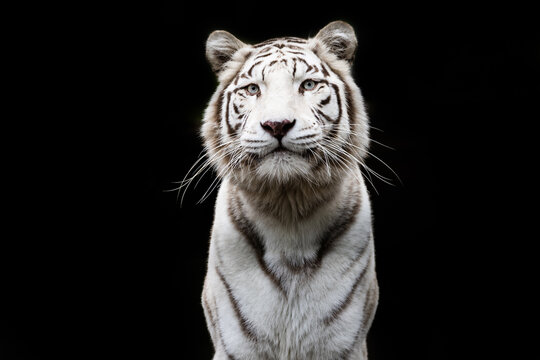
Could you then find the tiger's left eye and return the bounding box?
[246,84,260,95]
[301,79,317,91]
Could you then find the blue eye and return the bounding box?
[301,79,317,91]
[246,84,260,95]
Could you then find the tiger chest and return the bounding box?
[211,210,370,352]
[216,259,367,359]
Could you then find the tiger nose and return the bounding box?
[261,119,296,140]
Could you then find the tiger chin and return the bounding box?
[199,21,378,359]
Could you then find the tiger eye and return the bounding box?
[247,84,260,95]
[301,79,317,91]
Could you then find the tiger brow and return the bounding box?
[247,61,263,77]
[293,57,327,77]
[234,61,264,85]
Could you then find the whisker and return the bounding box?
[319,124,400,187]
[369,138,395,151]
[316,141,365,187]
[368,125,385,133]
[319,137,388,193]
[365,150,402,185]
[198,147,245,203]
[170,139,242,206]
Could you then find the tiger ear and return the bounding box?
[206,30,247,74]
[314,21,358,63]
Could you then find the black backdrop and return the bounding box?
[1,2,538,359]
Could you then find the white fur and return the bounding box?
[200,21,378,359]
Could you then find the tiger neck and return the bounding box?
[232,176,348,225]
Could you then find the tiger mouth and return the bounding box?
[256,143,313,160]
[266,146,312,160]
[272,146,288,153]
[270,142,320,157]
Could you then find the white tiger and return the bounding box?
[199,21,378,359]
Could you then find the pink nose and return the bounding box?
[261,119,296,140]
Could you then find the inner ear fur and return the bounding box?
[315,21,358,63]
[206,30,247,74]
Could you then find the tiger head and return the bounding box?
[202,21,370,189]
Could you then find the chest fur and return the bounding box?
[204,179,375,358]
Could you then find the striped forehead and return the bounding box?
[232,37,329,85]
[252,37,309,56]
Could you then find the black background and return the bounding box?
[2,2,538,359]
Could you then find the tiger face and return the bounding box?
[203,22,370,188]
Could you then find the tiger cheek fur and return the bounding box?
[200,21,378,359]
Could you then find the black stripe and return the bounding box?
[360,281,378,333]
[344,82,355,126]
[202,292,216,329]
[218,327,236,360]
[315,191,361,266]
[341,234,371,276]
[253,41,274,48]
[207,72,243,172]
[280,188,361,273]
[316,109,333,123]
[319,95,331,106]
[339,325,362,360]
[211,296,238,360]
[331,83,343,124]
[228,191,286,294]
[224,92,235,135]
[281,37,307,44]
[242,51,253,62]
[339,281,378,359]
[314,83,342,123]
[323,62,355,127]
[282,257,316,273]
[252,37,289,48]
[247,61,262,76]
[323,254,372,326]
[339,286,373,360]
[254,52,272,60]
[216,266,258,342]
[311,108,324,125]
[204,90,225,161]
[284,44,303,51]
[320,62,330,77]
[295,57,311,69]
[215,90,224,125]
[294,133,317,141]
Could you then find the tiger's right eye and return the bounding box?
[301,79,318,91]
[246,84,260,95]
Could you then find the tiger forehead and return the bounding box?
[233,38,331,85]
[249,38,312,65]
[252,36,308,48]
